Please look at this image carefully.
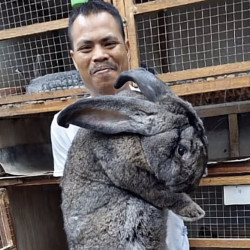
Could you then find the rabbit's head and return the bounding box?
[58,68,208,194]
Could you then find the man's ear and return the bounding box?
[70,50,78,71]
[125,40,131,65]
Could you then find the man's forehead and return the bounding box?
[71,13,123,45]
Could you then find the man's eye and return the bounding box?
[79,46,92,52]
[105,42,117,47]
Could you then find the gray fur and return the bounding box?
[58,68,208,249]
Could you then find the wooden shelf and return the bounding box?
[135,0,206,15]
[200,174,250,186]
[196,99,250,118]
[0,18,69,41]
[190,238,250,248]
[0,88,88,118]
[169,67,250,94]
[0,96,80,118]
[0,175,60,187]
[1,168,250,188]
[1,76,250,118]
[0,87,87,106]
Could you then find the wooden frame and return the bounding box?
[0,1,250,248]
[123,0,250,91]
[1,78,250,118]
[0,189,16,250]
[189,238,250,248]
[0,0,249,111]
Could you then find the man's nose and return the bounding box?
[92,45,108,62]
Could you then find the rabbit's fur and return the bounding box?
[58,68,208,250]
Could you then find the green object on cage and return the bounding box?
[71,0,89,8]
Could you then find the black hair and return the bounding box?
[68,0,125,49]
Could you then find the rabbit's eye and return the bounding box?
[177,145,187,156]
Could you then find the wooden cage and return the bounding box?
[0,0,250,249]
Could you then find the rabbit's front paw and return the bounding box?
[178,202,205,222]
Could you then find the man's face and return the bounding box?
[70,12,131,96]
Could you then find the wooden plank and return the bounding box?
[0,179,23,188]
[124,0,140,69]
[208,161,250,176]
[135,0,205,15]
[113,0,126,22]
[170,74,250,96]
[159,62,250,83]
[0,19,69,41]
[19,178,60,187]
[196,100,250,118]
[0,189,14,249]
[228,114,240,158]
[112,0,129,40]
[200,175,250,186]
[1,87,250,118]
[0,177,60,188]
[8,185,67,250]
[0,87,87,105]
[0,97,80,118]
[1,74,249,106]
[189,238,250,248]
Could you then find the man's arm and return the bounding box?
[50,113,79,177]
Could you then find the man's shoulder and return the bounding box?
[51,111,80,142]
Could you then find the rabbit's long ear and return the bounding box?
[115,68,206,142]
[114,68,173,102]
[57,95,162,135]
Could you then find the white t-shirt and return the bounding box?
[51,112,80,177]
[50,96,189,250]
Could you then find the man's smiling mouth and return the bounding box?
[94,67,113,74]
[91,63,118,75]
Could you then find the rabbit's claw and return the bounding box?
[178,202,205,222]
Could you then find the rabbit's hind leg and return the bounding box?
[121,198,166,250]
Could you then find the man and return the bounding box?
[51,0,189,249]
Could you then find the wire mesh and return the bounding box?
[136,0,250,74]
[186,185,250,238]
[0,29,74,96]
[0,0,71,30]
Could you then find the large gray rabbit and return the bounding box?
[58,68,208,250]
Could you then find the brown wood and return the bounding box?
[1,165,250,188]
[1,90,250,119]
[0,177,60,188]
[183,87,250,107]
[124,0,140,69]
[1,74,250,106]
[160,62,250,83]
[113,0,126,24]
[0,189,15,249]
[0,19,69,41]
[208,161,250,176]
[170,74,250,96]
[200,175,250,186]
[0,97,80,118]
[228,114,240,158]
[135,0,206,15]
[113,0,129,40]
[0,87,88,105]
[7,185,67,250]
[189,238,250,248]
[196,100,250,118]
